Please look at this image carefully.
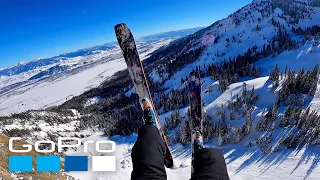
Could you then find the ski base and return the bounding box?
[115,23,173,168]
[189,71,203,177]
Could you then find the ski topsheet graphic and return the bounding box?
[114,23,174,168]
[189,71,203,177]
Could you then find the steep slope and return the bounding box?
[153,0,320,86]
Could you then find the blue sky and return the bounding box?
[0,0,251,68]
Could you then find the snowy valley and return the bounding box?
[1,0,320,179]
[0,28,201,115]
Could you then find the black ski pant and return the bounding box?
[131,124,230,180]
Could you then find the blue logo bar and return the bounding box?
[9,156,33,172]
[37,156,60,172]
[64,156,88,172]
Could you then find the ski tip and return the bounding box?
[114,23,127,31]
[114,23,134,47]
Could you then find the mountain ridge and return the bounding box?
[0,27,202,77]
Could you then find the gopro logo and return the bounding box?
[8,137,117,172]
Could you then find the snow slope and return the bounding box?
[66,57,319,180]
[65,131,319,180]
[163,40,320,113]
[66,63,319,179]
[0,57,125,115]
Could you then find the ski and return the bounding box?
[188,71,203,178]
[114,23,174,168]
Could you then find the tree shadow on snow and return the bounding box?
[223,143,319,179]
[291,145,320,180]
[171,144,192,160]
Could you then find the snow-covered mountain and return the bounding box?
[0,0,320,180]
[0,27,201,78]
[0,27,201,115]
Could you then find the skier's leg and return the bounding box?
[192,148,230,180]
[131,124,167,180]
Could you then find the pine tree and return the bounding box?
[309,63,319,95]
[218,130,224,146]
[256,108,268,131]
[249,86,259,104]
[269,100,280,120]
[164,126,171,144]
[295,94,305,106]
[230,108,236,120]
[293,107,302,122]
[219,77,228,91]
[225,125,231,144]
[242,83,248,100]
[284,64,288,76]
[178,123,187,144]
[280,105,293,128]
[244,110,253,136]
[232,127,243,143]
[173,132,178,143]
[296,107,310,128]
[269,64,280,87]
[202,114,214,143]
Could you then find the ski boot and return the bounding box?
[193,131,204,151]
[142,98,157,127]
